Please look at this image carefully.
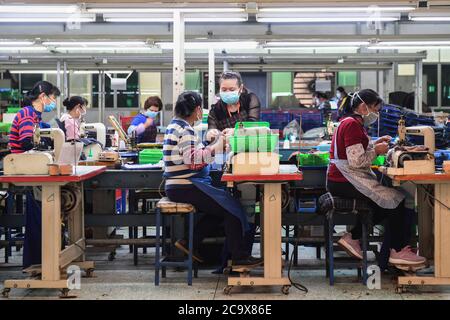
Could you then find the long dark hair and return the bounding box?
[349,89,382,113]
[22,80,60,107]
[63,96,88,111]
[175,91,202,118]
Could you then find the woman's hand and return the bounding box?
[375,135,392,144]
[206,129,221,142]
[144,117,154,128]
[374,142,389,155]
[211,134,226,154]
[222,128,235,137]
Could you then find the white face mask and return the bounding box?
[354,92,379,126]
[336,92,342,99]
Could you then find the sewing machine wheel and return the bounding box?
[223,285,233,295]
[61,186,81,214]
[397,153,413,168]
[1,288,10,298]
[281,285,291,295]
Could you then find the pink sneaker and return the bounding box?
[337,233,363,260]
[389,246,427,266]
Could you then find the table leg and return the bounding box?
[417,184,434,260]
[41,184,62,282]
[434,184,450,278]
[68,183,85,262]
[263,183,282,279]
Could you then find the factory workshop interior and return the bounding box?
[1,0,450,306]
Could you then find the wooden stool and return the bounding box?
[154,197,196,286]
[318,192,373,286]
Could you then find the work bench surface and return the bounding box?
[222,172,303,183]
[388,172,450,182]
[0,166,107,184]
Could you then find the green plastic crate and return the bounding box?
[139,149,163,164]
[230,134,278,153]
[234,121,270,130]
[6,107,20,114]
[297,152,330,167]
[0,122,11,133]
[372,155,386,166]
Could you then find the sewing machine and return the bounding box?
[108,115,137,150]
[228,123,280,175]
[383,118,435,175]
[80,122,106,161]
[3,126,65,175]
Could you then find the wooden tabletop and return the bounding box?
[388,172,450,182]
[0,166,107,184]
[222,172,303,183]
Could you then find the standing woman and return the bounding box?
[127,96,163,143]
[327,89,426,268]
[9,80,61,268]
[163,91,262,268]
[207,71,260,139]
[60,96,88,141]
[336,87,351,120]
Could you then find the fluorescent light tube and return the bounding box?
[0,41,34,46]
[265,41,369,47]
[0,5,79,14]
[55,46,154,51]
[0,17,95,23]
[257,17,399,23]
[410,17,450,21]
[157,41,258,50]
[43,41,147,46]
[10,70,58,74]
[0,46,47,51]
[259,6,415,13]
[378,41,450,46]
[88,7,245,13]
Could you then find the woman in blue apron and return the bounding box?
[8,81,61,268]
[163,91,262,269]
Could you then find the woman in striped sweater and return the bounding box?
[163,91,262,269]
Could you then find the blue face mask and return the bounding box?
[144,110,159,119]
[220,90,240,105]
[43,98,57,113]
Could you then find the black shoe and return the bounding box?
[231,257,263,270]
[174,239,204,263]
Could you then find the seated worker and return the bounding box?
[313,91,332,123]
[336,86,351,120]
[127,96,163,143]
[327,89,427,268]
[60,96,88,141]
[207,71,260,140]
[9,80,61,268]
[163,91,262,268]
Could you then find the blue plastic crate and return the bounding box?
[297,198,317,214]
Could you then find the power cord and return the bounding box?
[412,182,450,211]
[286,195,308,293]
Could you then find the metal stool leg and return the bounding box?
[361,219,368,285]
[187,211,194,286]
[154,208,161,286]
[324,217,330,278]
[162,214,167,278]
[133,226,138,266]
[327,214,335,286]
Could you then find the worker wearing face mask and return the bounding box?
[163,91,262,268]
[336,86,351,120]
[207,71,260,141]
[127,96,163,143]
[60,96,88,141]
[327,89,427,270]
[9,81,61,269]
[313,91,332,124]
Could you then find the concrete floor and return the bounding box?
[1,229,450,300]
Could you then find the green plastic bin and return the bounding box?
[139,149,163,164]
[297,152,330,167]
[0,122,12,133]
[372,155,386,166]
[234,121,270,130]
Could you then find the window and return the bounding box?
[21,74,43,94]
[423,65,437,107]
[442,65,450,107]
[185,70,202,92]
[337,71,357,87]
[139,72,161,108]
[271,72,293,101]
